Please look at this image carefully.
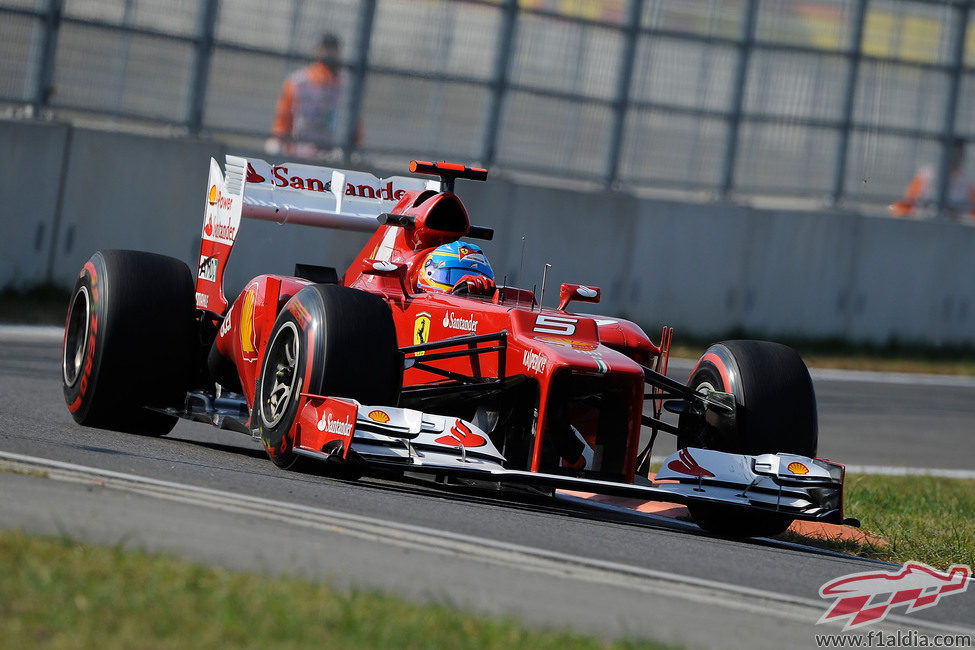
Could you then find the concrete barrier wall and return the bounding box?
[0,120,70,288]
[2,119,973,345]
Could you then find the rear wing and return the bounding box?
[195,155,438,313]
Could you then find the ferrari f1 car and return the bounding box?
[61,155,852,537]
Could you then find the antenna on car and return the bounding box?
[518,236,526,288]
[539,263,552,311]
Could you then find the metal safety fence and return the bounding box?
[1,0,973,213]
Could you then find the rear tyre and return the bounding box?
[678,340,817,537]
[61,250,196,435]
[255,284,402,471]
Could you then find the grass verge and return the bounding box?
[778,474,975,570]
[0,530,676,650]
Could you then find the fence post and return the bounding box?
[719,0,758,198]
[934,0,970,219]
[31,0,64,113]
[480,0,518,168]
[604,0,642,187]
[185,0,220,134]
[342,0,376,162]
[830,0,867,206]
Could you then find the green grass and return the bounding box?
[778,474,975,570]
[0,531,677,650]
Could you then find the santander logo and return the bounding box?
[443,311,478,334]
[435,419,486,448]
[667,449,715,478]
[317,412,354,437]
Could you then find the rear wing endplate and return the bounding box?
[194,155,438,313]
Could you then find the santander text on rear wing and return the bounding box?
[195,155,438,313]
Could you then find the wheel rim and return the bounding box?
[260,321,301,428]
[63,286,90,387]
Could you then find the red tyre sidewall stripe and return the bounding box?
[67,260,99,414]
[700,351,731,392]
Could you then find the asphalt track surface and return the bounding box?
[1,328,973,649]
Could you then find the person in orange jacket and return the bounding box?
[890,139,975,221]
[267,34,360,158]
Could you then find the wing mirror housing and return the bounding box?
[558,283,601,312]
[360,259,413,297]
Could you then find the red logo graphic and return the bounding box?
[667,449,714,477]
[204,215,213,237]
[818,562,971,630]
[246,163,265,184]
[435,419,486,448]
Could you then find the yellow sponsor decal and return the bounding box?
[240,289,256,354]
[787,461,810,475]
[368,410,390,423]
[413,312,431,357]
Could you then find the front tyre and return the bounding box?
[255,284,402,470]
[678,340,817,537]
[62,250,196,435]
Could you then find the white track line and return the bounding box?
[1,450,972,637]
[842,466,975,479]
[0,324,63,342]
[669,356,975,388]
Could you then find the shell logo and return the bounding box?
[787,461,810,475]
[208,184,218,205]
[240,289,257,354]
[368,410,390,423]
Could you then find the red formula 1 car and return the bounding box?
[61,156,852,537]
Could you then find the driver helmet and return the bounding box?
[417,240,494,293]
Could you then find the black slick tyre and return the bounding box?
[61,250,196,435]
[678,340,818,537]
[254,284,401,470]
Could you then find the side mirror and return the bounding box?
[558,283,600,312]
[361,259,413,296]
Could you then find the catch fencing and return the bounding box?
[1,0,973,212]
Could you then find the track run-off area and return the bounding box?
[1,326,973,649]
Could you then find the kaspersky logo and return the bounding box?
[817,562,970,630]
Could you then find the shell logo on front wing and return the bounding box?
[367,410,390,424]
[787,461,810,475]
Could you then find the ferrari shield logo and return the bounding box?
[413,312,431,356]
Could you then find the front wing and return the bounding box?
[291,394,846,526]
